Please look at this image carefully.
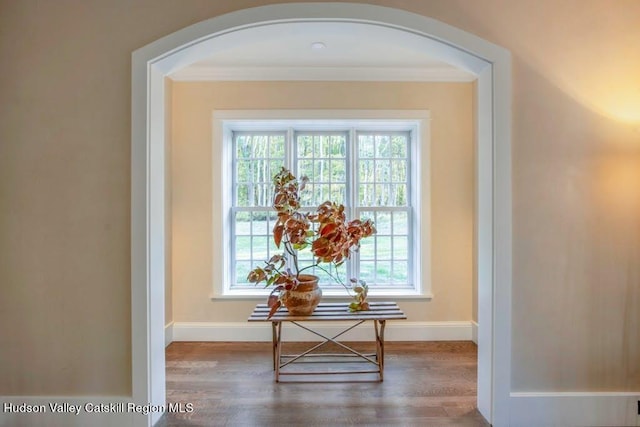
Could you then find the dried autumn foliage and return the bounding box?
[247,167,376,315]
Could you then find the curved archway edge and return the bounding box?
[131,3,512,426]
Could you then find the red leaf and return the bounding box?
[267,293,279,308]
[273,225,283,248]
[268,285,284,306]
[267,300,281,319]
[320,223,336,237]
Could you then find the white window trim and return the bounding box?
[211,110,432,299]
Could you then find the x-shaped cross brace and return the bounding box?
[271,319,387,381]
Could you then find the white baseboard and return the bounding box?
[471,320,478,345]
[0,396,140,427]
[509,392,640,427]
[165,321,174,347]
[170,320,472,342]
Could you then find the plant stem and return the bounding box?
[283,240,299,276]
[299,263,353,297]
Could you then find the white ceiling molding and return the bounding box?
[169,65,475,82]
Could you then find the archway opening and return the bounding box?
[132,4,511,426]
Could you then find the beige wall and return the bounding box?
[0,0,638,396]
[171,81,474,323]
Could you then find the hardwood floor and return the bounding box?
[158,341,489,427]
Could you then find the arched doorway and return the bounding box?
[131,4,512,426]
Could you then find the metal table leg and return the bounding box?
[272,321,282,382]
[374,320,386,381]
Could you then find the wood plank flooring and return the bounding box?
[158,341,489,427]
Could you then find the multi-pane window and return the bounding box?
[231,126,414,291]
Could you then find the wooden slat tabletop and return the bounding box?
[248,301,406,322]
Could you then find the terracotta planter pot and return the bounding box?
[281,274,322,316]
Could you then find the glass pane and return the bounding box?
[376,236,391,260]
[236,184,250,207]
[235,261,252,284]
[298,160,314,181]
[252,183,272,207]
[235,236,251,260]
[235,212,251,235]
[359,261,376,283]
[313,135,323,157]
[297,135,314,158]
[270,159,285,180]
[392,261,408,283]
[330,159,346,182]
[359,135,374,158]
[316,268,333,286]
[376,212,391,235]
[392,184,407,206]
[330,184,346,205]
[252,159,265,183]
[375,135,391,157]
[270,136,285,158]
[376,160,392,183]
[322,138,332,158]
[393,236,408,259]
[253,135,269,158]
[236,160,252,183]
[269,236,280,254]
[252,236,268,262]
[359,160,374,183]
[331,136,346,158]
[235,135,251,159]
[313,185,324,206]
[376,261,392,283]
[393,212,408,235]
[252,212,268,235]
[359,183,374,206]
[359,238,375,260]
[296,244,313,262]
[300,183,314,207]
[391,160,407,182]
[359,211,374,223]
[314,159,330,182]
[391,135,407,158]
[332,263,347,285]
[321,184,331,203]
[375,184,389,206]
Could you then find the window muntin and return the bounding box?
[230,126,415,292]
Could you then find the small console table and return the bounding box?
[248,302,406,382]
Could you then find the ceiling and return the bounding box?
[169,22,475,82]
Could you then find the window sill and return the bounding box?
[211,288,433,300]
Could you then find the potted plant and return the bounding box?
[247,167,376,317]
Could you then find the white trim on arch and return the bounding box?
[132,4,512,427]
